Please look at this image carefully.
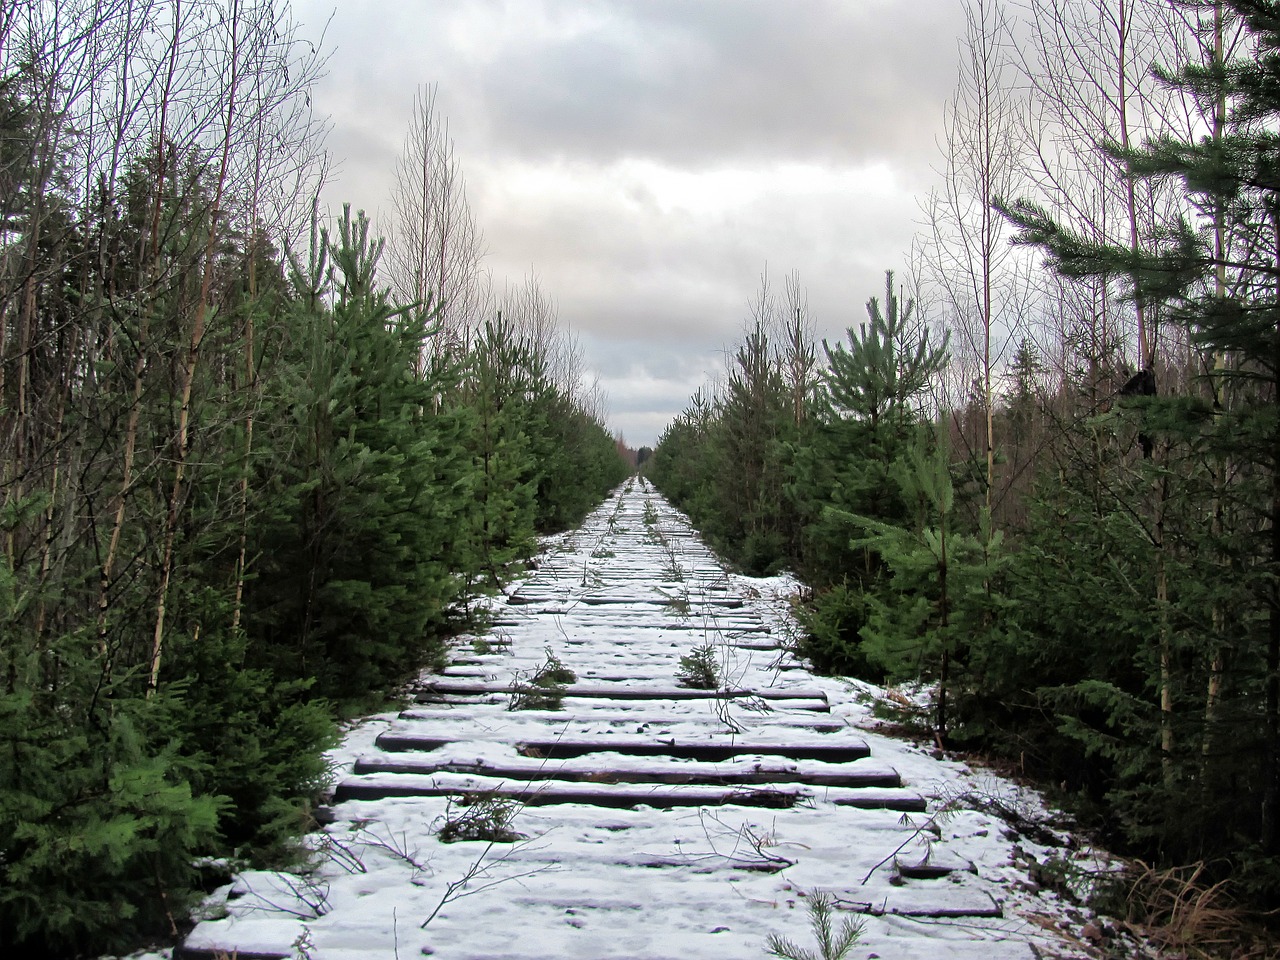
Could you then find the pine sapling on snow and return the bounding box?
[676,641,721,689]
[507,649,577,710]
[434,793,525,844]
[766,892,864,960]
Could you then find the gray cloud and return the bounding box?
[302,0,963,181]
[474,0,960,177]
[293,0,966,445]
[575,333,725,447]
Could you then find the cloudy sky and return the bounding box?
[292,0,969,447]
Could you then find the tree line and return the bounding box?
[649,0,1280,918]
[0,2,627,955]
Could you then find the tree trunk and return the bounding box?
[149,0,242,694]
[1203,0,1228,775]
[1262,206,1280,854]
[1155,470,1174,786]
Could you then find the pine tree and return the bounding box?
[819,271,948,433]
[649,390,719,526]
[792,271,949,586]
[462,314,539,584]
[242,206,466,700]
[715,319,792,573]
[830,433,1004,740]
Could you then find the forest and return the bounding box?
[7,0,1280,954]
[0,1,629,954]
[648,0,1280,922]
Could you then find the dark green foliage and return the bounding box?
[0,587,223,955]
[794,273,948,588]
[652,272,956,686]
[240,208,467,700]
[713,321,794,573]
[967,431,1271,875]
[790,418,915,588]
[818,271,948,434]
[1,181,624,955]
[829,434,1005,739]
[651,0,1280,919]
[646,392,717,527]
[528,380,630,533]
[648,324,797,577]
[462,314,540,581]
[0,13,631,949]
[168,619,337,861]
[992,0,1280,902]
[452,313,626,585]
[792,582,883,681]
[650,271,948,588]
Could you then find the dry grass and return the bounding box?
[1121,861,1279,960]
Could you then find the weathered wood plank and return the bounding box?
[374,731,871,762]
[414,679,824,701]
[351,756,903,788]
[332,779,804,809]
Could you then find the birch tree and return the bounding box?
[921,0,1028,518]
[387,83,485,349]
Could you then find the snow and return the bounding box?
[171,477,1126,960]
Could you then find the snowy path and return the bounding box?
[179,479,1108,960]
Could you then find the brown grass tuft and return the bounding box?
[1122,861,1278,960]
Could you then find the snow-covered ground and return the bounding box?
[172,478,1126,960]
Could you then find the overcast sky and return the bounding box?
[293,0,969,447]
